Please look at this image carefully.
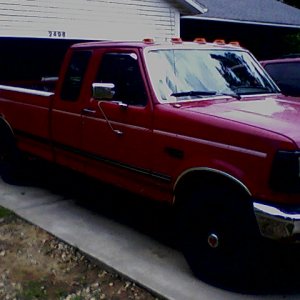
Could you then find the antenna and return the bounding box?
[97,101,123,136]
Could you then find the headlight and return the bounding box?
[270,150,300,193]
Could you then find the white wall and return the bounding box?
[0,0,182,40]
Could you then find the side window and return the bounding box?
[265,62,300,81]
[265,62,300,96]
[96,52,147,106]
[61,51,91,101]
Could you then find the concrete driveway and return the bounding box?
[0,163,299,300]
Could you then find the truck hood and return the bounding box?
[183,95,300,147]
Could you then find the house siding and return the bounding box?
[0,0,181,40]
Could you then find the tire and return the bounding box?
[175,181,263,287]
[0,127,23,181]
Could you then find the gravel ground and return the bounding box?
[0,206,164,300]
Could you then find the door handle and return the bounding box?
[82,108,97,115]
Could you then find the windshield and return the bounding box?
[145,48,279,102]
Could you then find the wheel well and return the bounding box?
[174,169,251,207]
[0,117,17,155]
[0,117,14,139]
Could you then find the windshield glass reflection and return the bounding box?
[146,49,278,102]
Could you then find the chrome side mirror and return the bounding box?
[92,83,115,100]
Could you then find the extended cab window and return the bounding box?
[95,52,147,106]
[61,50,91,101]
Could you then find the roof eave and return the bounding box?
[181,15,300,29]
[179,0,208,14]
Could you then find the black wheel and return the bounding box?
[175,180,263,287]
[0,126,24,181]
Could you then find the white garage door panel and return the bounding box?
[0,0,180,40]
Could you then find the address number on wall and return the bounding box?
[48,31,66,38]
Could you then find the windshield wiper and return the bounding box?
[232,86,274,94]
[171,90,243,100]
[171,91,217,97]
[217,92,241,100]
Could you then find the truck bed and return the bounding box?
[0,77,58,93]
[0,83,54,160]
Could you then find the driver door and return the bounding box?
[81,50,153,186]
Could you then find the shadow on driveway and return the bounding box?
[2,160,300,297]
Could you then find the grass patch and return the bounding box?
[71,296,84,300]
[19,280,47,300]
[55,288,69,299]
[0,206,13,218]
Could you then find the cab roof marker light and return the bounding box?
[213,39,226,45]
[171,37,183,44]
[143,38,155,44]
[194,37,207,44]
[229,41,241,47]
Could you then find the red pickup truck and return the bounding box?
[0,38,299,283]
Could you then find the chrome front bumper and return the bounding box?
[253,202,300,242]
